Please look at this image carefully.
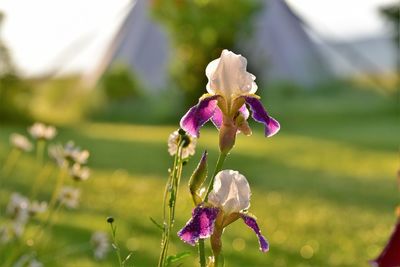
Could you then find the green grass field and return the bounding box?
[0,88,398,267]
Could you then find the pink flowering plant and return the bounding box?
[158,49,280,267]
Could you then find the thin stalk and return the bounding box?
[48,167,67,210]
[1,148,21,178]
[198,239,206,267]
[36,139,46,166]
[30,163,53,199]
[158,139,184,267]
[204,152,227,202]
[109,222,123,267]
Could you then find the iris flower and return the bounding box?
[370,220,400,267]
[180,50,280,152]
[178,170,269,253]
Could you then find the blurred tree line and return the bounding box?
[151,0,261,106]
[0,12,33,123]
[379,2,400,74]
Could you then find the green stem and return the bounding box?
[158,139,184,267]
[198,239,206,267]
[109,223,123,267]
[1,148,21,178]
[30,163,53,199]
[48,167,67,210]
[204,152,228,202]
[36,139,46,166]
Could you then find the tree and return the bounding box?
[152,0,261,106]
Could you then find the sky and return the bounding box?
[0,0,395,76]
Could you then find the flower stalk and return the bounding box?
[158,135,185,267]
[1,148,21,178]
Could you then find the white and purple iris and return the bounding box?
[178,170,269,253]
[180,50,280,152]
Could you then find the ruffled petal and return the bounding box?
[370,220,400,267]
[241,214,269,252]
[178,206,220,246]
[180,95,219,137]
[244,96,280,137]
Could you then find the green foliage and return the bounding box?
[0,87,397,266]
[0,12,32,123]
[152,0,261,106]
[379,3,400,48]
[91,87,184,124]
[99,64,142,101]
[0,74,33,123]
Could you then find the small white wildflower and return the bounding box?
[0,225,12,244]
[28,122,57,140]
[91,231,110,260]
[69,163,90,181]
[14,254,43,267]
[28,259,43,267]
[168,130,197,159]
[58,186,80,209]
[28,201,47,217]
[64,141,90,164]
[10,133,33,152]
[48,144,67,167]
[6,193,30,224]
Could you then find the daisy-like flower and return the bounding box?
[178,170,269,254]
[180,50,279,153]
[14,254,43,267]
[28,122,57,140]
[6,193,30,237]
[28,201,48,217]
[10,133,33,152]
[168,130,197,159]
[69,163,90,181]
[0,225,12,244]
[91,231,110,260]
[48,144,67,167]
[58,186,80,209]
[64,141,90,165]
[6,193,30,224]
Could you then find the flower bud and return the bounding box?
[188,151,208,205]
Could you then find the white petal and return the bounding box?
[205,50,258,102]
[205,58,220,95]
[208,170,251,214]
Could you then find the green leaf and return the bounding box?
[149,216,164,231]
[166,252,191,267]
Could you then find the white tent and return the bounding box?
[87,0,396,90]
[239,0,331,86]
[87,0,170,90]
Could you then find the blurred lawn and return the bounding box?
[0,87,398,267]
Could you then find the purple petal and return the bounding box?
[180,96,219,137]
[178,206,219,246]
[370,221,400,267]
[241,214,269,252]
[244,96,280,137]
[211,106,223,129]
